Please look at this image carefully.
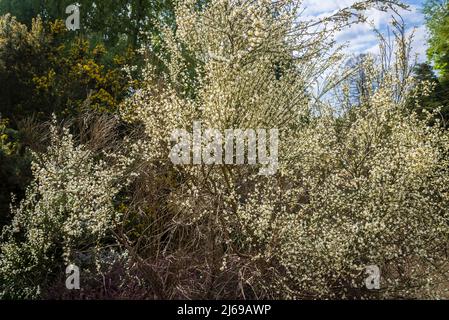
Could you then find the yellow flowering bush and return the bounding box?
[0,119,17,156]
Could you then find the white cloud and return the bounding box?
[300,0,428,62]
[301,0,359,16]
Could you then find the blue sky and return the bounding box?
[301,0,428,61]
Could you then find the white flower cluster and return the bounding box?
[0,120,134,299]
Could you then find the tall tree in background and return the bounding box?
[424,0,449,81]
[419,1,449,125]
[0,0,43,24]
[0,0,176,49]
[411,62,449,126]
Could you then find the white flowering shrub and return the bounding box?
[120,0,449,299]
[0,119,134,299]
[250,83,449,298]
